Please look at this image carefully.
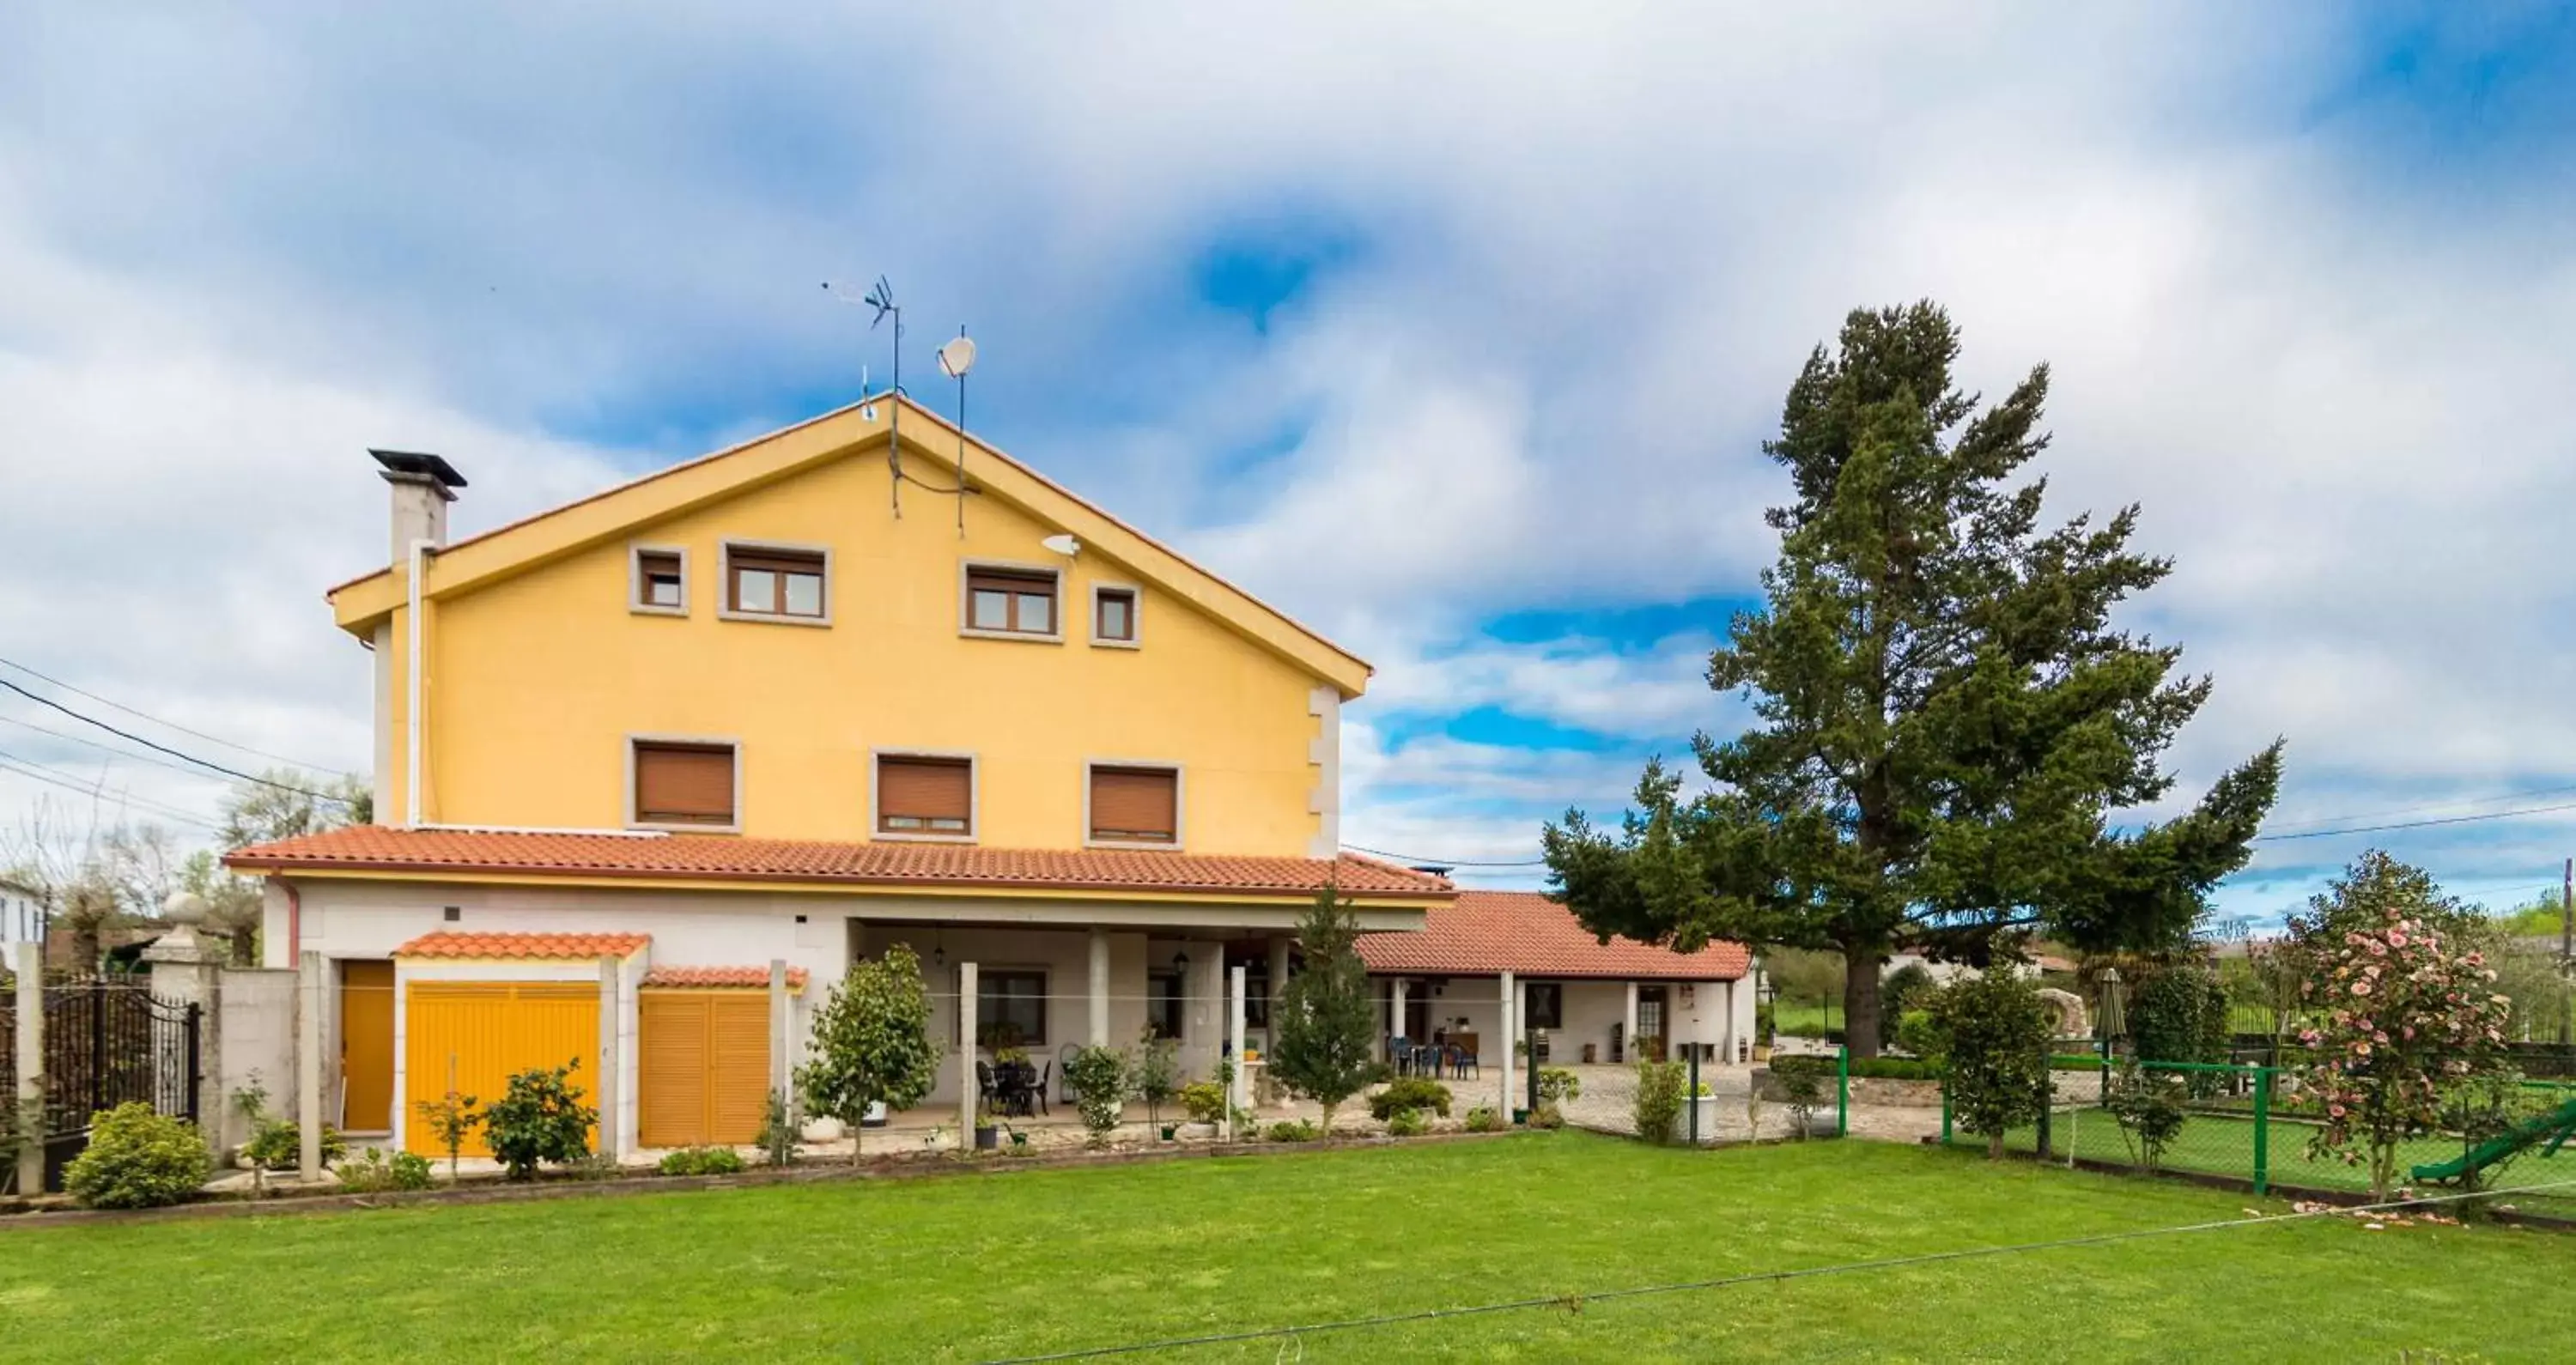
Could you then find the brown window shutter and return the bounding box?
[879,756,973,831]
[635,743,735,825]
[1090,767,1176,842]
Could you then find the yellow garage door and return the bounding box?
[639,992,771,1149]
[405,981,600,1157]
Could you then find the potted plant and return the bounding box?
[1132,1028,1182,1141]
[1176,1080,1226,1139]
[973,1105,999,1151]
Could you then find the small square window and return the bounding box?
[633,549,686,613]
[963,567,1059,638]
[1094,587,1137,644]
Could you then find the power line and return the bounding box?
[0,678,350,805]
[0,712,250,788]
[2251,799,2576,843]
[0,753,223,832]
[2257,781,2576,834]
[0,654,349,776]
[985,1177,2576,1362]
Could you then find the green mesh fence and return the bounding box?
[1940,1054,2576,1221]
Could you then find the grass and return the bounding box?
[1772,1000,1840,1036]
[4,1137,2574,1362]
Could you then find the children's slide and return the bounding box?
[2409,1095,2576,1184]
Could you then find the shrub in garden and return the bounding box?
[1925,961,2052,1159]
[1385,1107,1430,1138]
[1770,1057,1828,1138]
[658,1145,749,1177]
[1178,1080,1228,1126]
[1893,1010,1944,1065]
[1462,1107,1504,1132]
[1535,1068,1582,1104]
[1879,963,1935,1047]
[63,1102,210,1210]
[1367,1077,1452,1120]
[336,1147,435,1193]
[1265,1119,1321,1143]
[1130,1028,1182,1130]
[242,1117,348,1173]
[1631,1059,1686,1144]
[2131,967,2231,1088]
[2103,1061,2187,1173]
[799,944,939,1162]
[481,1059,598,1180]
[2289,855,2513,1200]
[1528,1102,1564,1130]
[1065,1045,1130,1144]
[412,1089,481,1180]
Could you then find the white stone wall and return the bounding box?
[216,968,297,1151]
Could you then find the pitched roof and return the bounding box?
[228,827,1452,900]
[1354,890,1750,980]
[643,965,810,992]
[325,394,1370,695]
[395,931,650,960]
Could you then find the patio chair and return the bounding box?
[975,1060,997,1106]
[1449,1045,1479,1080]
[1388,1035,1412,1076]
[1030,1059,1051,1117]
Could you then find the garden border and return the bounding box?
[0,1128,1531,1229]
[1941,1138,2576,1232]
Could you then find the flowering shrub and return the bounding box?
[2294,909,2511,1200]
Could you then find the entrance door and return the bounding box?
[1637,987,1668,1061]
[339,961,396,1132]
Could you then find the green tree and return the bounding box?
[1928,961,2054,1158]
[1546,303,2280,1055]
[799,944,939,1162]
[2129,966,2230,1073]
[1269,883,1379,1136]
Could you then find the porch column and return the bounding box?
[1087,927,1111,1046]
[1498,970,1516,1118]
[12,942,39,1195]
[1227,964,1248,1137]
[957,962,978,1146]
[1267,937,1293,1040]
[1623,980,1639,1065]
[1391,977,1409,1046]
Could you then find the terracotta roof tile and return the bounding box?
[1355,891,1749,980]
[395,931,651,960]
[228,827,1450,899]
[643,965,810,992]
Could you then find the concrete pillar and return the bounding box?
[297,950,324,1180]
[143,893,223,1158]
[595,957,620,1162]
[1623,980,1639,1065]
[12,942,39,1195]
[1499,970,1516,1119]
[1391,977,1410,1054]
[1087,927,1110,1047]
[1267,937,1293,1046]
[957,962,978,1146]
[1227,964,1247,1138]
[768,959,790,1111]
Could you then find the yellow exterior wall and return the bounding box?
[385,449,1327,856]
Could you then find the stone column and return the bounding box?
[1267,937,1293,1046]
[1498,970,1516,1119]
[143,893,224,1158]
[1391,978,1409,1058]
[956,962,978,1147]
[1087,927,1110,1047]
[297,950,324,1180]
[1226,965,1247,1138]
[1623,980,1639,1065]
[13,941,39,1195]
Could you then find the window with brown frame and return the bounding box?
[1089,765,1177,844]
[1093,586,1137,644]
[965,567,1057,636]
[635,549,684,611]
[633,741,735,827]
[726,546,826,620]
[878,755,973,835]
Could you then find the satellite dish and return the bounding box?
[1041,533,1081,557]
[938,335,977,379]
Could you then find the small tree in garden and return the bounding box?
[2103,1060,2188,1174]
[413,1089,480,1180]
[1064,1046,1129,1145]
[1632,1059,1687,1144]
[2290,856,2513,1201]
[1270,883,1380,1136]
[799,944,939,1163]
[1131,1027,1182,1131]
[1928,959,2053,1158]
[480,1059,598,1180]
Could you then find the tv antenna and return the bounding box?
[824,276,908,517]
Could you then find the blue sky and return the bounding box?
[3,3,2574,930]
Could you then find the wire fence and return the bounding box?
[1941,1053,2576,1220]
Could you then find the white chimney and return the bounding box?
[370,449,467,562]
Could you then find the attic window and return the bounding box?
[723,543,829,623]
[963,565,1059,639]
[1091,585,1139,646]
[632,548,686,614]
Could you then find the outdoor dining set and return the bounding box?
[1388,1034,1481,1080]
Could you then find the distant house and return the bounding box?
[0,877,42,950]
[1358,891,1754,1067]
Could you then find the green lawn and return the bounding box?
[4,1138,2573,1362]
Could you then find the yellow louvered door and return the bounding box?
[404,981,600,1157]
[640,992,772,1149]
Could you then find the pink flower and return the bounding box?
[2351,980,2372,997]
[2386,931,2408,947]
[2330,1103,2347,1118]
[2373,1031,2389,1044]
[2366,940,2388,957]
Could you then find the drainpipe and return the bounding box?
[405,537,433,828]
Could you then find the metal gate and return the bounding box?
[15,980,202,1192]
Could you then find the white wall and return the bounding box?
[1376,974,1750,1067]
[0,889,40,946]
[216,968,296,1151]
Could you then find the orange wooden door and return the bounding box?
[639,992,770,1148]
[339,961,397,1132]
[404,981,600,1157]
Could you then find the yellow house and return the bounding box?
[229,393,1449,1156]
